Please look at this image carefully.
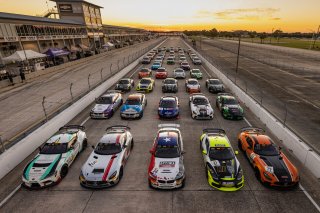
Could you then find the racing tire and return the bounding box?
[238,140,243,151]
[139,111,144,119]
[255,168,261,182]
[131,139,134,150]
[148,180,154,189]
[81,139,88,152]
[205,164,209,180]
[60,165,69,179]
[119,167,124,181]
[200,140,202,151]
[181,179,186,188]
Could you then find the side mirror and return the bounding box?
[235,150,239,155]
[91,145,95,149]
[181,151,186,155]
[202,150,207,155]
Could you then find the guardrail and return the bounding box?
[0,38,167,180]
[183,39,320,179]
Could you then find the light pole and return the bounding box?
[312,25,320,49]
[270,28,274,44]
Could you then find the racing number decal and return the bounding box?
[249,153,256,163]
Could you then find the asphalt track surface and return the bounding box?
[0,37,319,213]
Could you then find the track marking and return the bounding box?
[0,185,21,208]
[80,117,90,126]
[201,65,212,78]
[130,65,143,78]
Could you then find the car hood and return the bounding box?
[151,157,180,180]
[138,83,151,88]
[121,104,142,113]
[193,104,213,113]
[163,84,176,87]
[81,152,122,181]
[92,104,112,113]
[116,84,129,88]
[210,158,240,179]
[24,154,62,181]
[224,105,243,115]
[187,84,199,89]
[260,155,292,182]
[209,84,223,88]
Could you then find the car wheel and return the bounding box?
[200,141,202,151]
[60,165,69,179]
[238,140,243,150]
[205,164,209,180]
[81,139,88,152]
[139,111,144,119]
[181,179,186,188]
[119,167,124,181]
[131,139,134,150]
[255,168,261,182]
[148,180,154,189]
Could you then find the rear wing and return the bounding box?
[59,125,85,131]
[158,124,180,129]
[202,128,225,135]
[106,125,130,132]
[240,127,265,134]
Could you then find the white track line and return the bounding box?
[80,116,90,126]
[243,116,320,212]
[201,65,212,78]
[130,65,143,78]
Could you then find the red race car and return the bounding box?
[155,67,168,79]
[138,68,152,79]
[238,127,299,188]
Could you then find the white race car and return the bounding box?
[22,125,87,189]
[148,124,186,189]
[189,93,214,119]
[79,126,133,188]
[185,78,201,93]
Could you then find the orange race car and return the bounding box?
[138,68,152,79]
[238,127,299,188]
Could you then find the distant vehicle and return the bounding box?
[162,78,178,93]
[206,79,225,93]
[167,57,175,65]
[114,78,134,92]
[142,56,152,64]
[120,93,147,119]
[155,56,164,62]
[200,128,244,191]
[155,67,168,79]
[136,77,155,93]
[148,124,186,189]
[238,127,299,188]
[179,56,186,63]
[151,61,162,70]
[216,93,244,120]
[22,125,87,189]
[189,93,214,119]
[173,68,186,79]
[79,126,133,188]
[192,57,202,65]
[90,91,123,119]
[158,96,179,118]
[189,53,197,59]
[185,78,201,93]
[180,61,191,71]
[138,68,152,79]
[190,69,203,79]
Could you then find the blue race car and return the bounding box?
[120,93,147,119]
[151,61,162,70]
[158,96,179,118]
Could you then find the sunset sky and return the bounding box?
[0,0,319,32]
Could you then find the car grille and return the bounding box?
[31,183,41,188]
[158,180,175,184]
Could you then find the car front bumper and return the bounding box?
[149,177,184,189]
[121,112,141,119]
[208,173,244,191]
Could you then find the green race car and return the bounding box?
[190,69,203,79]
[167,57,175,65]
[200,128,244,191]
[216,93,244,120]
[136,77,155,93]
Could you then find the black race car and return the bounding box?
[115,78,135,92]
[162,78,178,93]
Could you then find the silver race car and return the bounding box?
[189,93,214,119]
[79,126,133,188]
[90,91,123,119]
[148,124,186,189]
[22,125,87,189]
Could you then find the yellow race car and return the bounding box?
[200,128,244,191]
[136,78,155,93]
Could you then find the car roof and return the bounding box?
[47,132,77,144]
[188,79,198,82]
[251,134,273,145]
[128,93,143,99]
[192,69,200,71]
[100,132,123,144]
[157,131,179,146]
[161,96,177,101]
[193,94,206,99]
[208,136,231,148]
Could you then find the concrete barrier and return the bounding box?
[0,38,167,180]
[183,40,320,178]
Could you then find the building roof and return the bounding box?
[103,24,146,32]
[0,12,83,26]
[50,0,103,8]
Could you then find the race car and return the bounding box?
[185,78,201,93]
[167,57,175,65]
[190,69,203,79]
[136,78,155,93]
[114,78,135,92]
[180,61,191,71]
[192,57,202,65]
[200,128,244,191]
[206,78,225,93]
[22,125,87,189]
[162,78,178,93]
[179,56,187,63]
[189,93,214,119]
[138,68,152,79]
[158,96,179,118]
[238,127,299,187]
[148,124,186,189]
[151,61,162,70]
[216,93,244,120]
[173,68,186,79]
[120,93,147,119]
[141,56,152,64]
[79,126,133,188]
[90,91,123,119]
[155,67,168,79]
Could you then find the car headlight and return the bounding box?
[159,107,164,110]
[263,172,272,181]
[192,110,197,115]
[175,171,184,180]
[79,170,85,181]
[109,171,117,181]
[236,169,243,180]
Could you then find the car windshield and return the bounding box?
[157,69,166,72]
[119,79,129,84]
[160,100,177,108]
[140,69,149,72]
[96,96,113,104]
[40,143,68,154]
[155,146,180,158]
[175,69,183,73]
[222,98,238,105]
[192,70,200,73]
[182,62,189,65]
[125,98,140,105]
[164,79,176,84]
[94,143,122,155]
[193,97,208,105]
[254,143,279,156]
[168,58,174,60]
[209,80,221,85]
[188,80,198,85]
[140,79,151,84]
[209,147,234,161]
[154,62,161,65]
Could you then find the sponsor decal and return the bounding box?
[212,160,220,166]
[265,166,274,174]
[159,161,175,168]
[102,154,116,181]
[59,4,73,12]
[163,137,171,142]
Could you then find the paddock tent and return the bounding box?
[2,50,47,63]
[44,48,70,57]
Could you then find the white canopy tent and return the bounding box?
[2,50,47,64]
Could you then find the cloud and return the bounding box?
[195,8,280,21]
